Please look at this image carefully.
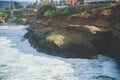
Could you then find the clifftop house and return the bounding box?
[65,0,79,5]
[65,0,118,5]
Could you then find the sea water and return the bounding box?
[0,24,120,80]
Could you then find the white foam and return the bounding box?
[0,24,120,80]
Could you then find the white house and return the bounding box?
[84,0,117,5]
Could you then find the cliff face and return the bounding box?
[0,17,5,23]
[24,4,120,62]
[25,22,97,58]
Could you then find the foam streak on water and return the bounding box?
[0,24,120,80]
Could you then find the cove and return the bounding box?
[0,24,120,80]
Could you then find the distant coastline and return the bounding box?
[0,1,33,10]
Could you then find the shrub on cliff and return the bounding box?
[11,2,24,9]
[44,8,61,16]
[40,5,55,13]
[37,5,92,17]
[36,5,55,17]
[44,7,92,16]
[0,12,8,17]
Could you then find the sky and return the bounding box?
[0,0,41,2]
[0,0,59,2]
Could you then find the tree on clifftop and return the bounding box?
[11,2,24,9]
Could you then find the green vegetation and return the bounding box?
[26,1,39,8]
[26,4,35,8]
[104,5,115,9]
[38,5,117,17]
[41,6,92,17]
[11,2,24,9]
[40,5,55,13]
[0,12,8,17]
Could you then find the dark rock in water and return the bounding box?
[62,43,97,58]
[25,24,120,62]
[95,75,115,80]
[92,31,120,63]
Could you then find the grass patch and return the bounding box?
[38,5,93,17]
[0,12,8,17]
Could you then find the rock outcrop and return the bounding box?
[0,17,5,23]
[24,4,120,62]
[25,22,97,58]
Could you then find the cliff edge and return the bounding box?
[23,4,120,62]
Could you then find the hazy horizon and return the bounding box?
[0,0,59,2]
[0,0,40,2]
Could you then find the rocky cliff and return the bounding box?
[24,4,120,62]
